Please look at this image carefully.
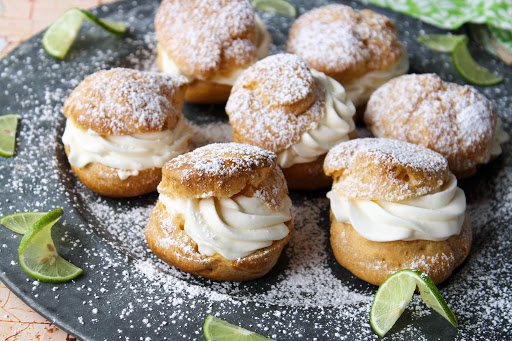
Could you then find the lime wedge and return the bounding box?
[18,208,83,283]
[204,315,275,341]
[452,39,504,86]
[370,269,457,337]
[416,272,458,327]
[0,114,18,157]
[0,211,48,234]
[417,34,468,52]
[251,0,297,17]
[42,8,127,59]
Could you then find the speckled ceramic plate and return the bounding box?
[0,0,511,340]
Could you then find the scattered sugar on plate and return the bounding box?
[0,0,511,340]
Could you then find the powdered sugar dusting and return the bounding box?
[163,142,276,179]
[155,0,257,79]
[64,68,188,135]
[226,53,325,152]
[365,73,496,176]
[286,4,403,81]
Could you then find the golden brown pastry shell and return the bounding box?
[286,5,404,84]
[145,200,293,281]
[330,211,472,286]
[63,68,188,135]
[64,145,161,198]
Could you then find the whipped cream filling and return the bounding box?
[160,15,271,85]
[62,118,192,180]
[327,174,466,242]
[277,68,356,168]
[344,51,409,107]
[490,118,509,157]
[159,194,292,260]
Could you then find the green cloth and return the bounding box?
[358,0,512,56]
[359,0,512,30]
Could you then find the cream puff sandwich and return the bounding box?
[324,138,471,286]
[145,143,293,281]
[62,68,193,198]
[364,73,509,178]
[226,53,357,190]
[286,4,408,110]
[155,0,272,104]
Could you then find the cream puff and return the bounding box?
[145,142,293,281]
[324,138,472,286]
[226,53,357,190]
[62,68,192,198]
[364,73,509,178]
[154,0,272,104]
[286,4,408,110]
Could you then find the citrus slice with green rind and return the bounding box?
[42,8,127,59]
[204,315,275,341]
[416,272,458,327]
[452,39,504,86]
[18,208,83,283]
[251,0,297,17]
[0,114,18,157]
[417,34,468,52]
[370,269,457,337]
[0,211,48,234]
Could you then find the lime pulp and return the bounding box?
[42,8,126,59]
[417,34,468,52]
[251,0,297,17]
[18,208,83,283]
[370,269,457,337]
[452,39,504,86]
[0,211,48,234]
[0,114,18,157]
[204,315,275,341]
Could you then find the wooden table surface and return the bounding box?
[0,1,117,339]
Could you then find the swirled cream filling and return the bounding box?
[160,15,271,85]
[277,68,356,168]
[327,174,466,242]
[62,118,192,180]
[490,118,509,158]
[159,194,292,260]
[344,51,409,107]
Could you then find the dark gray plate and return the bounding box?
[0,0,511,340]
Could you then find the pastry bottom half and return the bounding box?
[282,154,332,190]
[330,211,472,286]
[157,48,232,104]
[145,201,293,282]
[65,145,161,198]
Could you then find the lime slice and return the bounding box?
[370,269,457,337]
[251,0,297,17]
[18,208,83,283]
[0,211,48,234]
[453,39,504,86]
[416,272,458,327]
[204,315,275,341]
[417,34,468,52]
[0,114,18,157]
[42,8,127,59]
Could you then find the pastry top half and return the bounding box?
[63,68,189,135]
[155,0,262,81]
[324,138,451,202]
[226,53,356,160]
[158,142,288,210]
[286,4,404,84]
[364,73,509,178]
